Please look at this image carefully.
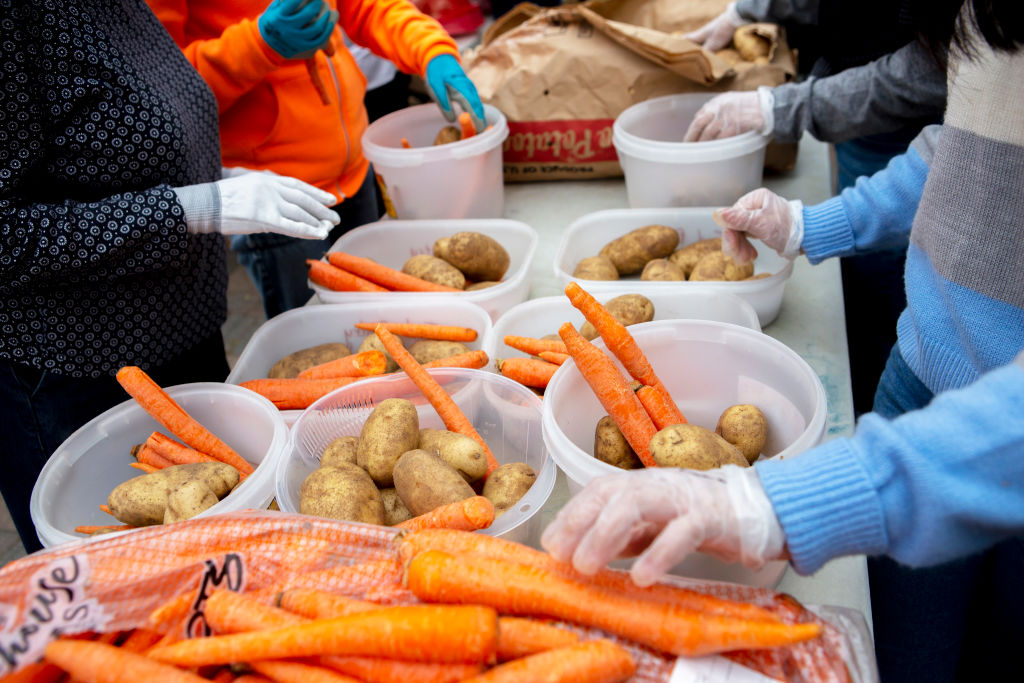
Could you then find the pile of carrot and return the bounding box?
[308,253,464,294]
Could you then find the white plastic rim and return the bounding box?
[363,103,509,167]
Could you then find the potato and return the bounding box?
[380,487,413,526]
[299,462,384,524]
[733,25,771,62]
[106,462,239,527]
[641,258,686,281]
[598,224,679,276]
[402,254,466,290]
[268,342,352,379]
[434,232,510,282]
[668,237,721,278]
[358,333,400,373]
[408,340,471,365]
[649,423,749,470]
[715,404,768,464]
[579,293,654,341]
[419,428,488,483]
[594,416,643,470]
[464,281,500,291]
[715,47,743,66]
[163,480,219,524]
[356,398,420,487]
[320,435,359,468]
[572,255,619,281]
[482,462,537,516]
[688,251,755,281]
[433,125,461,145]
[392,449,476,516]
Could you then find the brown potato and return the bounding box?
[689,251,755,281]
[598,225,679,276]
[668,237,722,278]
[356,398,420,487]
[268,342,352,379]
[649,423,749,470]
[434,232,510,282]
[163,480,219,524]
[106,462,239,527]
[572,255,619,281]
[392,449,476,516]
[579,293,655,341]
[464,281,500,291]
[408,340,471,365]
[594,415,643,470]
[401,254,466,290]
[320,435,359,468]
[433,125,461,145]
[715,404,768,464]
[358,333,400,373]
[380,487,413,526]
[733,25,771,62]
[299,462,384,524]
[641,258,686,281]
[418,428,488,483]
[715,47,743,66]
[482,462,537,516]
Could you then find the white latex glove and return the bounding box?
[713,188,804,264]
[684,87,774,142]
[541,466,787,587]
[681,2,749,52]
[174,172,340,239]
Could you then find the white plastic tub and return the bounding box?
[541,319,827,586]
[30,383,289,549]
[362,103,509,219]
[553,207,793,326]
[613,93,768,208]
[277,369,555,547]
[226,300,494,427]
[311,218,538,321]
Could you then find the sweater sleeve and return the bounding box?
[756,353,1024,575]
[734,0,820,24]
[338,0,459,77]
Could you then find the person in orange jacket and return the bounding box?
[148,0,486,317]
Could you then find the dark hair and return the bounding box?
[914,0,1024,64]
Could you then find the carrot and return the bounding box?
[43,640,208,683]
[239,377,360,410]
[495,617,580,662]
[129,462,159,474]
[0,660,65,683]
[307,259,389,293]
[277,590,381,621]
[145,432,220,470]
[115,366,254,476]
[149,590,198,630]
[205,590,303,634]
[400,138,412,149]
[298,351,388,380]
[73,524,135,535]
[147,605,500,667]
[458,112,476,140]
[635,384,687,429]
[232,677,272,683]
[305,58,331,106]
[327,253,463,293]
[210,668,236,683]
[421,350,489,370]
[464,639,635,683]
[537,351,570,366]
[395,496,495,532]
[353,323,477,342]
[502,335,567,356]
[249,660,357,683]
[317,656,482,683]
[374,326,498,475]
[98,504,114,516]
[117,629,164,654]
[558,323,658,467]
[495,357,558,389]
[135,444,175,469]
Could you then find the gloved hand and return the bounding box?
[684,87,774,142]
[258,0,336,60]
[681,2,750,52]
[425,54,487,134]
[540,466,787,587]
[713,188,804,264]
[174,171,340,239]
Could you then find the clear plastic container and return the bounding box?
[30,383,289,549]
[541,319,827,586]
[613,93,769,208]
[226,300,494,427]
[278,368,555,547]
[553,207,794,326]
[310,218,538,321]
[362,103,509,219]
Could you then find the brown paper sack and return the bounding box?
[463,0,798,182]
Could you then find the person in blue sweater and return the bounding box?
[542,2,1024,679]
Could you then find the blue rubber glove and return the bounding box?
[258,0,336,60]
[425,54,487,134]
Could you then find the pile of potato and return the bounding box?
[573,225,771,282]
[402,231,510,291]
[300,398,537,525]
[105,462,240,527]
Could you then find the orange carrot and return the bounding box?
[277,590,381,621]
[205,590,303,634]
[464,639,635,683]
[99,504,114,516]
[502,335,567,356]
[537,351,570,366]
[353,323,477,342]
[149,590,198,630]
[135,444,174,470]
[406,550,822,657]
[232,677,272,683]
[44,640,208,683]
[327,253,463,293]
[308,259,389,293]
[495,617,580,662]
[129,462,159,474]
[558,323,658,467]
[395,496,495,532]
[249,660,358,683]
[458,112,476,140]
[298,351,388,380]
[117,628,164,654]
[147,605,499,667]
[421,350,489,370]
[400,138,412,149]
[239,377,360,410]
[317,656,482,683]
[115,366,254,476]
[0,660,65,683]
[495,357,558,389]
[146,432,219,466]
[210,668,236,683]
[635,384,687,429]
[73,524,135,535]
[374,326,498,475]
[305,58,331,106]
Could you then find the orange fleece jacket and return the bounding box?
[148,0,460,202]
